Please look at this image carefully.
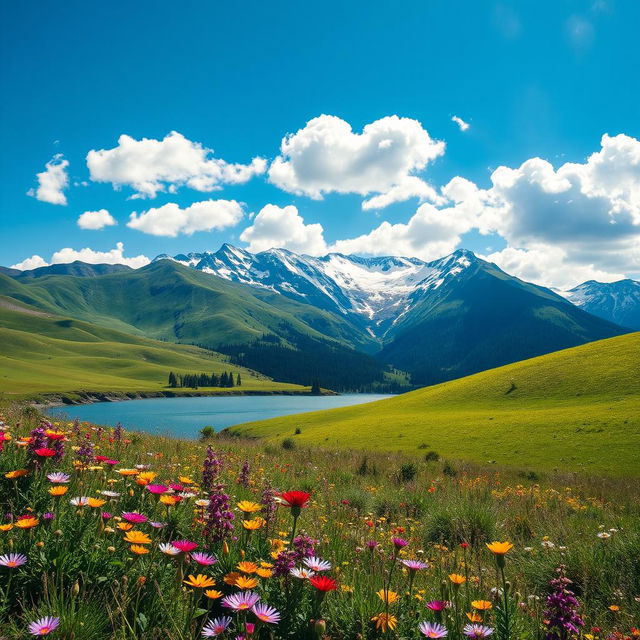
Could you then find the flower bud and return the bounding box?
[314,619,326,638]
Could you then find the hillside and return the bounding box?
[231,332,640,476]
[0,299,302,398]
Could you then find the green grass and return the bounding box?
[232,332,640,476]
[0,302,303,398]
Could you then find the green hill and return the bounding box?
[0,300,302,398]
[231,333,640,476]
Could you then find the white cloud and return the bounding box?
[127,199,243,237]
[240,204,327,255]
[87,131,266,198]
[268,114,444,209]
[77,209,117,230]
[451,115,470,132]
[11,255,49,271]
[27,154,69,205]
[362,177,444,211]
[11,242,150,270]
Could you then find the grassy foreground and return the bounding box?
[0,403,638,639]
[0,303,303,399]
[232,333,640,477]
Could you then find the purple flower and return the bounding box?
[204,484,235,543]
[192,552,217,566]
[113,423,124,442]
[392,536,409,550]
[260,482,277,530]
[252,603,281,624]
[543,567,585,640]
[419,622,448,638]
[28,616,60,636]
[237,460,250,487]
[402,559,429,571]
[202,446,222,492]
[77,441,95,464]
[202,616,232,637]
[0,553,27,568]
[222,591,260,611]
[46,472,70,484]
[463,625,494,639]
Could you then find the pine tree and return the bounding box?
[168,371,177,388]
[236,373,242,386]
[311,379,321,394]
[229,371,235,387]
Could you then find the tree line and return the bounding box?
[167,371,241,389]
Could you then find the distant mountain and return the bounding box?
[563,279,640,330]
[0,266,20,277]
[12,261,133,279]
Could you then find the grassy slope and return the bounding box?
[232,333,640,476]
[0,302,303,397]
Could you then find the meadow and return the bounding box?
[0,401,638,639]
[232,333,640,477]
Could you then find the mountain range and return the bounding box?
[2,245,635,390]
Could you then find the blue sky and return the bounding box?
[1,0,639,288]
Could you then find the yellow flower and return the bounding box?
[371,613,398,632]
[608,605,620,612]
[449,573,466,585]
[0,524,14,531]
[130,545,149,555]
[204,589,223,599]
[235,575,259,589]
[117,522,134,531]
[117,469,139,477]
[243,517,266,530]
[124,530,152,545]
[237,561,258,574]
[49,486,68,496]
[376,589,400,604]
[16,517,39,529]
[183,574,216,588]
[260,561,274,568]
[5,469,28,479]
[466,612,483,622]
[237,501,261,513]
[136,471,157,486]
[160,495,180,505]
[179,476,194,484]
[256,567,273,578]
[88,498,106,508]
[486,541,514,555]
[223,571,242,585]
[472,600,493,611]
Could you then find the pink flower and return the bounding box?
[192,552,217,566]
[146,484,169,494]
[121,512,148,523]
[172,540,198,553]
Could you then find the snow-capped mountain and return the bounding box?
[563,279,640,330]
[154,244,480,337]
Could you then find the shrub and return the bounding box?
[294,427,302,435]
[398,463,418,483]
[443,461,457,477]
[200,425,216,440]
[281,438,296,450]
[424,450,440,462]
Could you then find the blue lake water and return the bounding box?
[45,394,391,438]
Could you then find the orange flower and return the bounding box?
[243,517,266,530]
[160,495,181,506]
[49,486,68,496]
[204,589,223,599]
[16,517,39,529]
[486,541,513,555]
[0,524,14,531]
[235,575,259,589]
[135,471,157,486]
[449,573,466,585]
[88,498,106,508]
[130,545,149,555]
[5,469,28,479]
[223,571,242,585]
[117,469,139,477]
[183,574,216,588]
[472,600,493,611]
[256,567,273,578]
[179,476,194,484]
[237,501,261,513]
[237,561,258,574]
[124,530,152,545]
[466,612,483,622]
[117,522,134,531]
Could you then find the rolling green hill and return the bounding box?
[0,300,302,398]
[231,333,640,476]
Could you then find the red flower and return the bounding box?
[309,575,337,592]
[460,542,470,549]
[33,448,56,457]
[279,491,311,509]
[95,455,110,462]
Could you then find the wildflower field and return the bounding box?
[0,402,638,639]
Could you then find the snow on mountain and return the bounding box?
[153,245,480,337]
[562,279,640,329]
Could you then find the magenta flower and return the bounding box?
[28,616,60,636]
[191,552,217,566]
[169,483,183,491]
[463,625,494,639]
[121,512,148,523]
[391,536,409,549]
[202,616,232,637]
[149,521,167,528]
[222,591,260,611]
[419,622,448,638]
[366,540,379,549]
[146,484,169,494]
[0,553,27,568]
[252,603,281,624]
[427,600,449,612]
[172,540,198,553]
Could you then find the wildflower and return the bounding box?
[159,543,180,555]
[252,603,281,624]
[427,601,449,612]
[304,556,332,572]
[34,447,56,457]
[16,517,39,529]
[70,497,90,506]
[184,574,216,588]
[0,553,27,568]
[256,567,273,578]
[100,491,121,498]
[117,522,134,531]
[463,624,494,639]
[377,589,400,604]
[419,622,448,638]
[391,536,409,550]
[87,498,106,508]
[117,469,139,477]
[202,446,222,492]
[402,559,429,571]
[136,471,157,485]
[238,561,258,574]
[597,532,611,540]
[192,552,217,566]
[130,545,150,555]
[160,495,181,506]
[202,616,232,637]
[222,591,261,611]
[224,571,242,585]
[486,541,513,568]
[150,521,167,528]
[205,485,235,543]
[472,601,493,611]
[371,613,398,632]
[237,501,262,513]
[235,575,259,590]
[5,469,28,479]
[172,540,198,553]
[28,616,60,636]
[543,567,584,640]
[47,472,70,483]
[48,486,68,497]
[278,490,311,512]
[122,512,148,523]
[449,573,466,585]
[608,605,620,612]
[124,530,152,545]
[205,589,224,599]
[309,575,338,592]
[146,484,169,494]
[467,612,483,623]
[290,567,316,579]
[243,517,266,530]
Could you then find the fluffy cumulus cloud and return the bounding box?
[127,199,243,237]
[451,115,470,131]
[11,242,150,270]
[268,115,444,209]
[240,204,328,255]
[77,209,117,230]
[27,154,69,205]
[87,132,266,199]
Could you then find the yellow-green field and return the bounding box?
[232,333,640,476]
[0,302,303,399]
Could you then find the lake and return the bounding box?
[45,394,391,438]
